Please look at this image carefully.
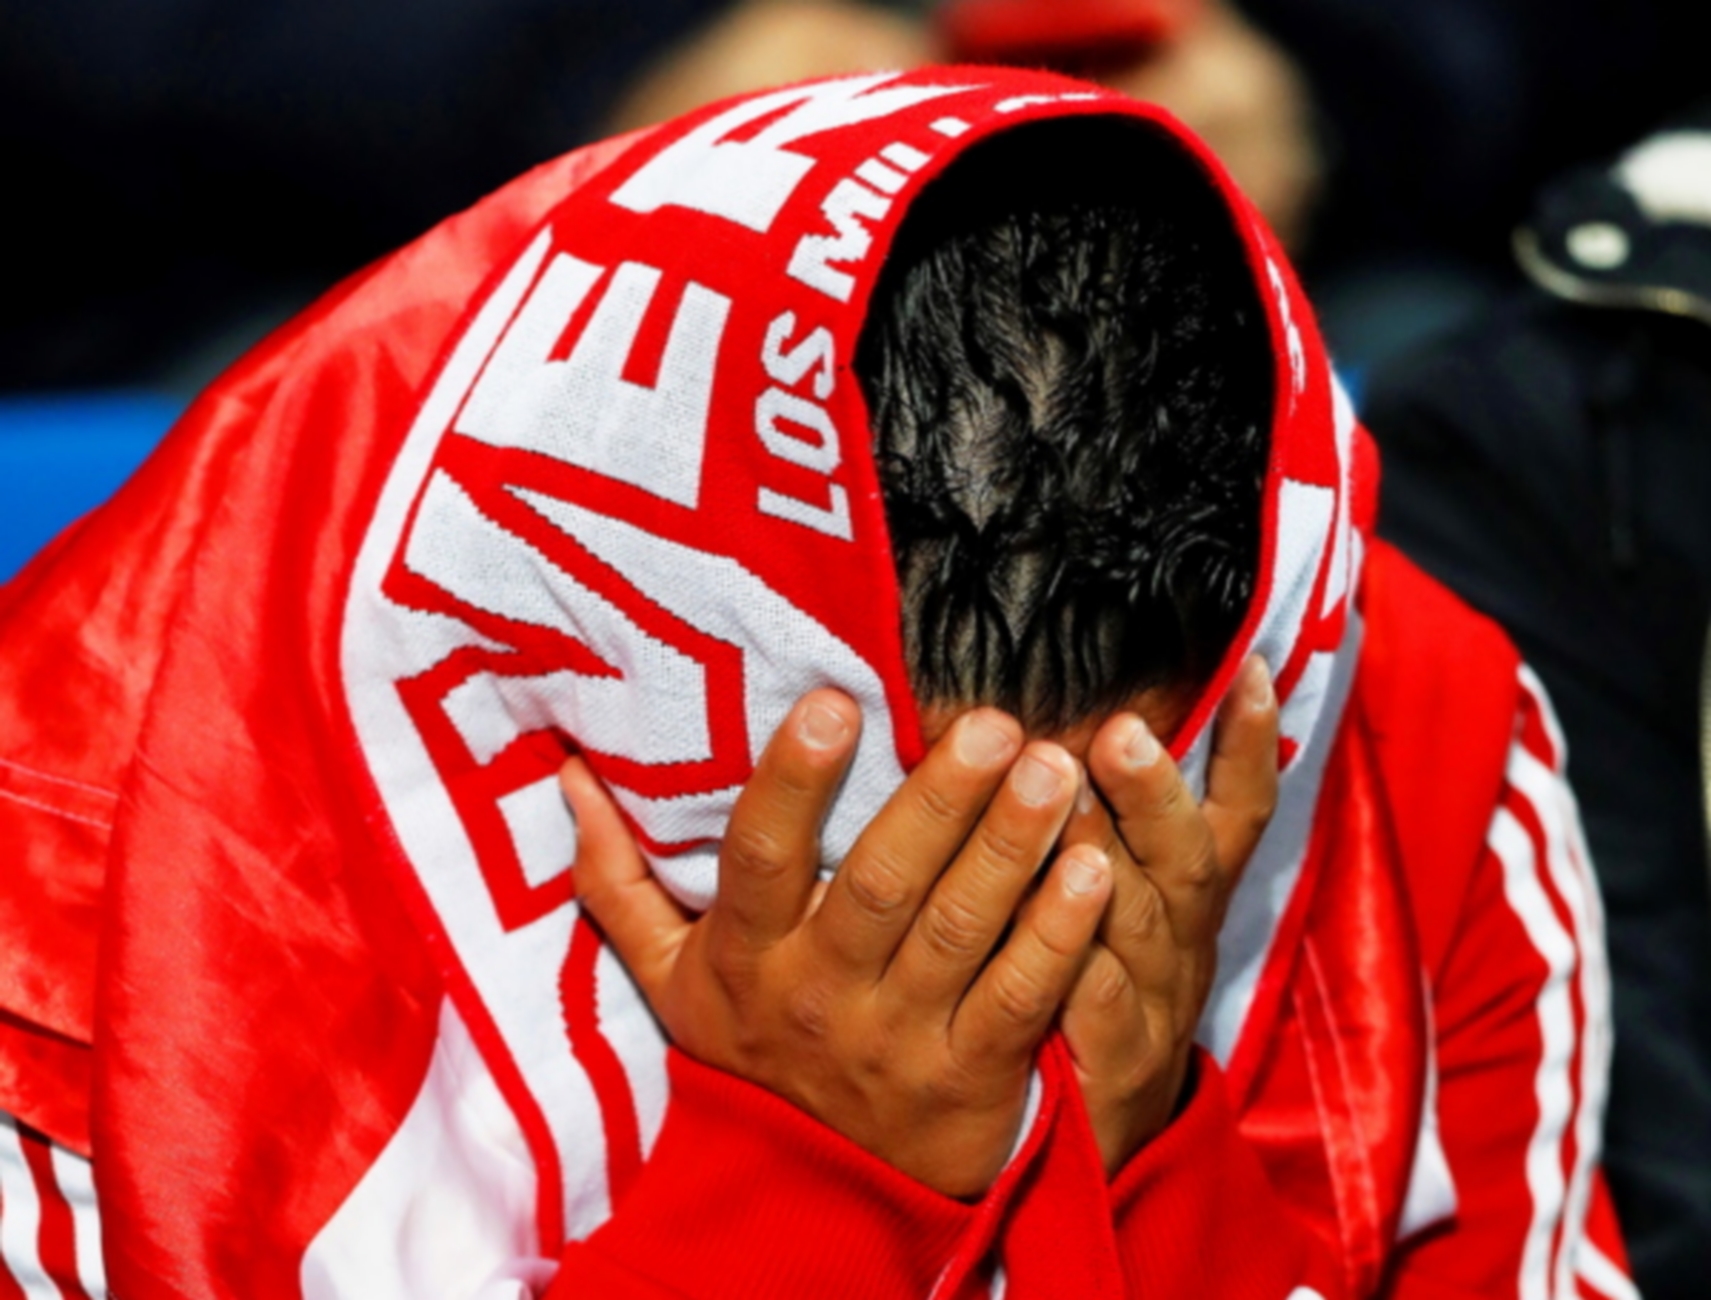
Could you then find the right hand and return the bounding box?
[559,691,1111,1199]
[1056,656,1279,1176]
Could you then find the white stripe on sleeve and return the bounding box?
[1576,1238,1641,1300]
[0,1113,61,1299]
[1514,667,1615,1300]
[1488,805,1579,1300]
[48,1142,107,1299]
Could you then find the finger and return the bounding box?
[1059,942,1142,1074]
[1061,936,1195,1174]
[714,690,861,951]
[1060,785,1175,986]
[560,756,691,998]
[887,741,1084,1007]
[809,708,1022,977]
[1202,655,1280,880]
[1084,711,1224,943]
[954,845,1112,1061]
[1059,759,1127,873]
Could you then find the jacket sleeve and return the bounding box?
[7,1046,974,1300]
[555,1044,1349,1300]
[1101,1054,1347,1299]
[550,1050,988,1299]
[1382,669,1638,1300]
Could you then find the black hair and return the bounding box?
[856,117,1272,732]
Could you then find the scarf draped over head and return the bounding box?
[0,65,1372,1294]
[341,64,1371,1243]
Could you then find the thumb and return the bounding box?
[558,755,690,999]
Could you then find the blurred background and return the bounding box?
[1,0,1704,576]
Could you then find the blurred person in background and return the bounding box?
[6,0,1703,394]
[1370,104,1711,1300]
[913,0,1709,370]
[0,0,1318,396]
[614,0,1322,247]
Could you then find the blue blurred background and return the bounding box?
[0,394,181,580]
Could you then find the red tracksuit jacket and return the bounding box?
[0,68,1635,1300]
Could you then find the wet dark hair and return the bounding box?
[857,117,1272,732]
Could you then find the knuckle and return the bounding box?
[1149,775,1193,821]
[912,780,965,831]
[1030,907,1087,962]
[843,855,915,921]
[1250,777,1280,817]
[1082,951,1133,1012]
[918,895,991,962]
[573,875,618,920]
[928,1060,983,1108]
[911,1066,957,1109]
[708,946,759,1001]
[1103,873,1160,946]
[978,824,1038,873]
[725,1005,770,1059]
[1126,879,1165,935]
[829,1015,884,1075]
[783,981,835,1041]
[1116,1047,1170,1099]
[988,966,1052,1029]
[722,824,795,886]
[862,1043,906,1092]
[765,755,822,800]
[1179,842,1224,892]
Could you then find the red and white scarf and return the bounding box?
[338,65,1368,1262]
[0,67,1375,1297]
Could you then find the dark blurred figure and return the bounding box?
[1235,0,1709,367]
[1246,0,1703,266]
[7,0,1705,391]
[1371,106,1711,1300]
[932,0,1711,369]
[0,0,930,392]
[0,0,717,388]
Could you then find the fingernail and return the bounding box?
[798,700,851,751]
[956,712,1017,768]
[1064,849,1109,896]
[1122,717,1161,769]
[1012,752,1067,806]
[1075,768,1095,816]
[1243,655,1275,709]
